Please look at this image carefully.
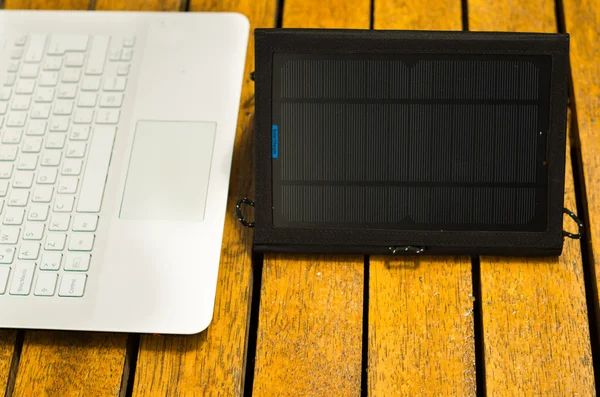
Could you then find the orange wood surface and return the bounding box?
[0,330,17,396]
[563,0,600,335]
[95,0,183,11]
[469,0,596,395]
[5,0,90,9]
[368,1,476,396]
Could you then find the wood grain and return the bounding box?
[132,1,277,396]
[0,330,17,395]
[469,1,596,395]
[12,332,127,397]
[563,0,600,336]
[253,255,364,396]
[252,1,368,396]
[5,0,91,9]
[95,0,182,11]
[369,2,475,396]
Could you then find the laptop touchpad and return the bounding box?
[120,121,216,221]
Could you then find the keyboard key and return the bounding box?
[22,137,43,153]
[34,272,57,296]
[41,150,61,166]
[86,36,110,75]
[77,126,116,212]
[26,120,47,135]
[24,34,47,63]
[30,104,52,119]
[7,112,26,127]
[0,146,18,161]
[57,84,77,99]
[62,159,83,175]
[20,64,39,78]
[81,76,101,91]
[109,49,122,61]
[13,171,34,188]
[18,242,40,260]
[15,36,27,46]
[72,215,98,232]
[121,48,133,61]
[17,154,38,170]
[15,79,35,94]
[11,48,23,60]
[0,116,4,128]
[123,36,136,47]
[11,95,31,110]
[0,247,16,264]
[32,185,54,203]
[78,92,97,107]
[99,93,124,108]
[66,142,86,158]
[96,109,119,124]
[23,222,44,240]
[0,88,12,100]
[10,262,35,295]
[40,252,62,271]
[62,68,81,83]
[49,116,70,131]
[57,176,78,194]
[34,87,55,103]
[103,77,126,91]
[46,133,66,149]
[73,109,94,124]
[45,233,66,251]
[59,273,87,297]
[2,128,23,144]
[4,73,16,86]
[0,102,7,114]
[39,72,59,88]
[68,233,94,251]
[65,53,85,67]
[37,168,57,184]
[48,35,89,55]
[8,190,29,206]
[0,164,13,179]
[7,61,19,73]
[70,125,90,141]
[0,267,9,294]
[54,99,73,115]
[43,57,62,71]
[0,180,10,195]
[3,208,25,225]
[0,227,20,244]
[65,253,90,271]
[54,196,74,212]
[49,214,70,231]
[27,204,49,221]
[117,64,130,76]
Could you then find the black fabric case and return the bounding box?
[252,29,570,256]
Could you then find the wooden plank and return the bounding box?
[13,332,128,397]
[469,1,596,395]
[5,0,90,9]
[369,2,475,396]
[563,0,600,334]
[0,330,17,394]
[252,2,369,396]
[132,1,277,396]
[94,0,182,11]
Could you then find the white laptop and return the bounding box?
[0,10,249,334]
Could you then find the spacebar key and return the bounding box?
[77,126,116,212]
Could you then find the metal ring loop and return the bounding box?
[236,198,255,228]
[563,207,583,239]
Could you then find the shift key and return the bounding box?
[77,126,116,212]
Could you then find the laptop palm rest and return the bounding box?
[119,120,216,222]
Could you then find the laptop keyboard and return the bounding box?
[0,34,135,298]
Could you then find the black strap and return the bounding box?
[236,198,255,228]
[563,207,583,239]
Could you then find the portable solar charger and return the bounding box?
[247,29,576,256]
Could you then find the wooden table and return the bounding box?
[1,0,598,395]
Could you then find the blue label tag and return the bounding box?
[272,125,279,158]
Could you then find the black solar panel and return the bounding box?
[271,54,551,231]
